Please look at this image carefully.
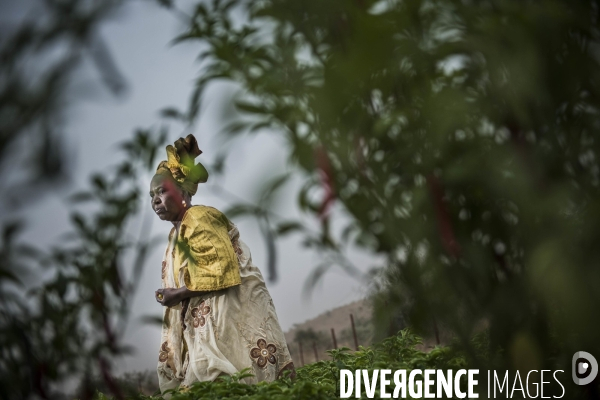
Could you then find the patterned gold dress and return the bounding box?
[156,205,294,393]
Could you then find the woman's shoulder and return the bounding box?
[183,205,229,224]
[180,205,234,242]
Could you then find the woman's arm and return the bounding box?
[155,287,208,307]
[155,208,239,308]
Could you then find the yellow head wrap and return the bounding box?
[155,134,208,196]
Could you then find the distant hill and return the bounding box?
[282,299,451,366]
[284,299,373,366]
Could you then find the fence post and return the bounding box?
[298,341,305,366]
[331,328,338,349]
[350,313,359,350]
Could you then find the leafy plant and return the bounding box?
[158,2,600,398]
[0,128,166,399]
[92,329,473,400]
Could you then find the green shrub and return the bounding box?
[93,329,471,399]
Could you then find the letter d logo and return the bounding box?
[572,351,598,385]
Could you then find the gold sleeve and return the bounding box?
[174,206,241,291]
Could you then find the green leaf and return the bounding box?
[160,107,185,120]
[224,204,260,219]
[235,100,269,114]
[275,221,304,236]
[260,173,290,203]
[69,191,94,203]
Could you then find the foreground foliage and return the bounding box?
[95,330,471,400]
[160,2,600,398]
[0,1,163,398]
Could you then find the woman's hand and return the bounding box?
[156,287,208,307]
[155,288,183,307]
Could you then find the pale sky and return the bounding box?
[2,0,377,374]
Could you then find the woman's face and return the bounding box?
[150,174,186,221]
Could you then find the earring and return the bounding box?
[182,199,187,207]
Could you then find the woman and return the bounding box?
[152,135,294,393]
